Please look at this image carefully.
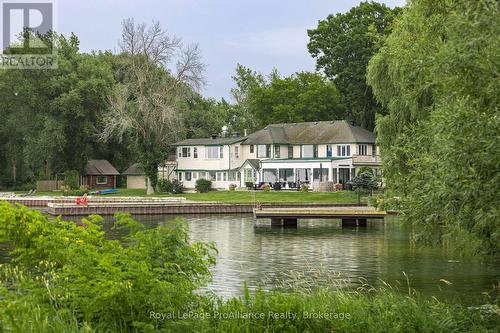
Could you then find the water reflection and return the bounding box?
[1,212,498,303]
[98,214,499,303]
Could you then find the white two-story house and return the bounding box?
[172,120,381,190]
[171,135,248,189]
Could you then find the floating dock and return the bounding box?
[253,206,386,226]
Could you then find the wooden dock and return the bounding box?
[253,206,386,226]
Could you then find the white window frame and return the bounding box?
[274,145,280,158]
[206,146,219,159]
[96,176,108,185]
[337,145,351,157]
[301,145,314,158]
[181,147,191,158]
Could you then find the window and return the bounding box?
[274,145,280,158]
[288,146,294,159]
[301,145,314,158]
[96,176,107,184]
[216,172,223,181]
[193,147,198,158]
[234,146,239,159]
[185,172,192,181]
[257,144,271,158]
[313,168,329,181]
[178,172,183,181]
[198,172,206,179]
[250,145,254,154]
[337,145,351,157]
[209,171,216,181]
[326,145,332,157]
[178,148,181,158]
[206,146,219,159]
[358,145,367,156]
[220,146,224,159]
[244,168,255,182]
[372,145,377,157]
[228,171,237,181]
[181,147,191,158]
[192,172,198,180]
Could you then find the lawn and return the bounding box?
[16,189,361,204]
[169,190,360,203]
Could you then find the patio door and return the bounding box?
[338,168,351,184]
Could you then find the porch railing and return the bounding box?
[352,155,382,165]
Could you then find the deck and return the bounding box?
[253,206,386,226]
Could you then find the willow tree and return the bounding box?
[100,19,205,193]
[367,0,499,254]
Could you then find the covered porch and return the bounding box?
[258,160,355,190]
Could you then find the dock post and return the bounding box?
[271,218,283,226]
[270,218,298,227]
[283,218,298,227]
[342,218,367,227]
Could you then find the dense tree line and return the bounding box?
[0,35,135,188]
[367,0,499,254]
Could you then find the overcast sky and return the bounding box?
[58,0,405,100]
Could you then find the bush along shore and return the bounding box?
[0,202,497,332]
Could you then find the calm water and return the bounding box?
[2,213,498,304]
[103,214,499,304]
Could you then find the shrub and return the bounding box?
[195,179,212,193]
[61,185,89,196]
[245,182,254,189]
[262,184,270,192]
[301,183,309,192]
[228,184,237,191]
[158,179,184,194]
[64,170,80,190]
[0,203,216,331]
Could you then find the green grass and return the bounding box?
[16,189,361,204]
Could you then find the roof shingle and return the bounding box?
[83,160,120,176]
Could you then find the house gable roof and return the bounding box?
[241,159,260,170]
[243,120,375,145]
[83,160,120,176]
[122,163,145,176]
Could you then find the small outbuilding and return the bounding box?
[82,160,120,190]
[122,163,147,189]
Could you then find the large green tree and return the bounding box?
[229,66,343,127]
[367,0,499,254]
[250,70,343,125]
[308,1,400,130]
[0,34,134,188]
